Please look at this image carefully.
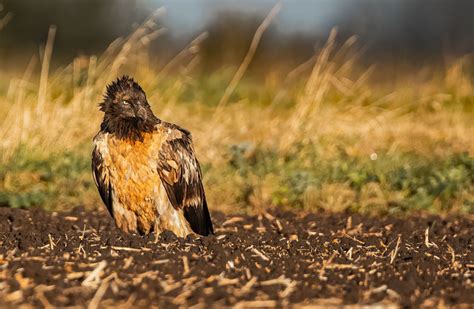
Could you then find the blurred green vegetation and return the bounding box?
[225,143,473,214]
[1,142,472,214]
[0,148,93,209]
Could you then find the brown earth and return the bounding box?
[0,206,473,308]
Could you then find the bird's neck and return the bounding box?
[102,116,160,141]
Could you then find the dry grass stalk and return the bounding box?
[447,245,456,265]
[37,25,56,113]
[260,275,296,298]
[342,233,365,245]
[0,11,12,30]
[324,264,358,270]
[110,246,151,252]
[88,277,111,309]
[222,217,245,226]
[217,2,282,109]
[318,251,337,281]
[250,247,270,262]
[35,286,55,309]
[182,256,190,276]
[239,276,258,295]
[82,260,107,287]
[424,227,439,249]
[217,276,240,286]
[4,290,24,303]
[390,235,402,264]
[156,32,208,82]
[48,234,55,250]
[152,259,169,265]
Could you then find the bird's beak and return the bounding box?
[135,106,147,121]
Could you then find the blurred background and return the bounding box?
[0,0,472,214]
[1,0,474,75]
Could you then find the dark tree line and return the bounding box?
[0,0,472,68]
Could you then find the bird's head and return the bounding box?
[99,76,158,139]
[100,76,154,122]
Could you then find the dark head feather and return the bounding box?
[99,76,159,141]
[104,75,144,103]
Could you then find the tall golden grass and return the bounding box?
[0,10,472,213]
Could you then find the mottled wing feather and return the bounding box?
[157,127,214,236]
[92,146,114,217]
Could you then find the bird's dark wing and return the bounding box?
[92,145,113,217]
[157,127,214,236]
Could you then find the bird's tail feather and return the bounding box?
[183,198,214,236]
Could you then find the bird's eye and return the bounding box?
[122,100,130,106]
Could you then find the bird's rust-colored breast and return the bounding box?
[106,130,166,234]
